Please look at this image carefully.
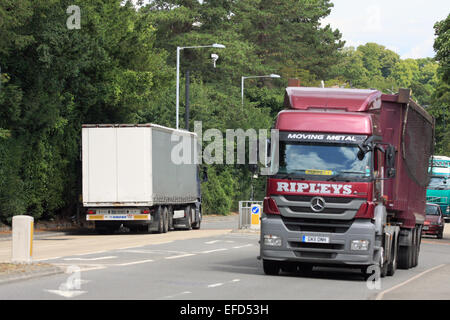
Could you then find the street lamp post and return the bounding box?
[176,43,225,130]
[241,74,281,107]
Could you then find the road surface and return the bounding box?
[0,214,449,300]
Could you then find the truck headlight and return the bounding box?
[351,240,370,251]
[264,234,282,247]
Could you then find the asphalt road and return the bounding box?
[0,214,449,300]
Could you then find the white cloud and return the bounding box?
[323,0,449,58]
[364,5,382,32]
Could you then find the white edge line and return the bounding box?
[165,253,196,260]
[161,291,192,299]
[233,244,253,249]
[200,248,228,254]
[376,264,446,300]
[115,259,154,266]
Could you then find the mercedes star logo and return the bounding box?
[310,197,326,212]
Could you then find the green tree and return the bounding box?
[434,14,450,83]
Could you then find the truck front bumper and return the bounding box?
[260,215,377,267]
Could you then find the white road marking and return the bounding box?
[231,279,240,282]
[375,264,446,300]
[45,290,87,298]
[55,264,107,272]
[232,244,253,249]
[205,240,221,244]
[165,253,196,260]
[161,291,192,299]
[115,259,154,266]
[63,256,117,261]
[207,283,224,288]
[200,248,228,254]
[74,250,107,256]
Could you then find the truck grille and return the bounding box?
[284,195,354,203]
[289,242,344,250]
[288,207,346,214]
[281,217,353,233]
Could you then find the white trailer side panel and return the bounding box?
[82,126,152,206]
[116,127,152,202]
[82,127,118,203]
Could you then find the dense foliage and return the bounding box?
[0,1,448,222]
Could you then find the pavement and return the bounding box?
[0,214,238,285]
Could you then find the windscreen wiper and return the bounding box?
[327,171,366,181]
[277,172,306,180]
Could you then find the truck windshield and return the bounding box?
[276,142,371,180]
[428,177,450,190]
[426,205,440,215]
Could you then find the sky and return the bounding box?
[321,0,449,59]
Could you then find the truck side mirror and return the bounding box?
[385,145,396,178]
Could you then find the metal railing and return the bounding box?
[238,200,263,229]
[426,196,448,205]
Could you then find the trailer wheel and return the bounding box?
[413,226,422,267]
[192,207,201,230]
[184,205,192,230]
[163,207,169,233]
[262,259,280,276]
[155,206,164,234]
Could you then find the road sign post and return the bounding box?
[250,204,261,230]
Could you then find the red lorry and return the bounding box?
[260,81,434,279]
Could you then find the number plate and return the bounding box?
[302,235,330,243]
[423,226,429,230]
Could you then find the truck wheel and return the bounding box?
[163,207,169,233]
[437,229,443,239]
[398,228,415,269]
[398,245,413,269]
[387,238,398,276]
[184,205,192,230]
[411,227,420,268]
[192,208,201,230]
[380,248,388,278]
[155,206,164,234]
[168,207,174,231]
[262,259,280,276]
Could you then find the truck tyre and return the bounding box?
[155,206,164,234]
[184,205,192,230]
[398,245,413,269]
[413,226,421,267]
[387,237,398,276]
[192,207,201,230]
[380,248,388,278]
[437,230,443,239]
[262,259,280,276]
[168,207,174,231]
[163,207,169,233]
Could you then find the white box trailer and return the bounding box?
[82,124,202,234]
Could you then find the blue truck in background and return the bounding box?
[427,156,450,222]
